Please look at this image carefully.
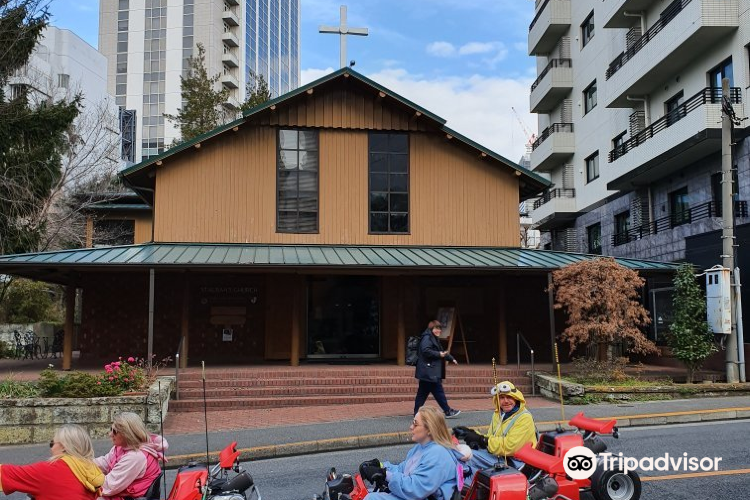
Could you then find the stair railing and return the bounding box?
[516,331,536,396]
[174,336,184,400]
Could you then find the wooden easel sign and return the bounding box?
[436,306,470,364]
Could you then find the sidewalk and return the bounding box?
[0,395,748,469]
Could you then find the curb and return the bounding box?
[164,406,750,470]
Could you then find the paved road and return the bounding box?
[5,419,747,499]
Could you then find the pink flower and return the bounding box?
[105,366,113,373]
[127,357,135,363]
[108,376,114,381]
[97,381,101,385]
[114,365,121,371]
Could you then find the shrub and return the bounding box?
[0,341,15,359]
[0,375,40,398]
[0,278,61,323]
[103,358,146,393]
[38,367,119,398]
[569,357,632,385]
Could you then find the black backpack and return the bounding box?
[406,336,420,366]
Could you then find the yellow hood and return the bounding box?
[61,455,105,493]
[491,380,527,413]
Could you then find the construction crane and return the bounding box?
[511,106,536,157]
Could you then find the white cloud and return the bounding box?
[458,42,496,55]
[301,67,336,85]
[301,66,537,163]
[426,41,457,57]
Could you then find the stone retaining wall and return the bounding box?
[0,377,174,445]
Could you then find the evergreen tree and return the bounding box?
[165,43,229,143]
[668,264,717,383]
[240,70,271,112]
[0,0,81,256]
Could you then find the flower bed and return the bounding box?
[0,376,174,445]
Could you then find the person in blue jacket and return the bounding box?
[361,406,462,500]
[413,321,460,418]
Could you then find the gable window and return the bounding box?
[587,223,602,255]
[614,210,631,246]
[369,132,409,233]
[581,11,595,47]
[277,129,319,233]
[585,151,599,183]
[583,81,597,114]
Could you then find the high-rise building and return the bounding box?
[99,0,301,163]
[527,0,749,266]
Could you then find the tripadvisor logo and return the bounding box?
[563,447,723,479]
[563,446,597,480]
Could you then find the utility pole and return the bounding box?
[721,77,740,383]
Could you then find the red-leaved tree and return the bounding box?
[552,257,657,360]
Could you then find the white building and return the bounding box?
[527,0,749,263]
[99,0,301,162]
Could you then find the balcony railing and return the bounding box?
[531,58,572,92]
[529,0,551,31]
[531,123,573,151]
[605,0,690,80]
[608,87,741,163]
[533,188,576,210]
[611,200,749,245]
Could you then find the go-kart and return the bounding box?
[314,412,640,500]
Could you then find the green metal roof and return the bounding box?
[119,68,550,200]
[0,243,680,276]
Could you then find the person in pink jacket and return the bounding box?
[95,412,168,500]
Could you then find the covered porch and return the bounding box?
[0,243,678,369]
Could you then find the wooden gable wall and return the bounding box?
[153,86,520,247]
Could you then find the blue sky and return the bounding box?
[52,0,538,161]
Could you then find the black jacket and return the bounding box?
[415,329,455,383]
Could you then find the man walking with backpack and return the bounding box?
[413,320,461,418]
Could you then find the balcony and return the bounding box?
[604,0,738,108]
[604,0,655,28]
[530,59,572,113]
[222,51,239,68]
[221,73,239,89]
[530,123,574,172]
[530,188,577,230]
[221,31,239,47]
[528,0,571,56]
[222,9,240,26]
[607,88,742,190]
[611,201,748,246]
[225,0,239,4]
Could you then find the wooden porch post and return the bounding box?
[290,276,301,367]
[397,277,406,366]
[147,269,155,370]
[498,286,508,365]
[180,273,190,368]
[63,286,75,370]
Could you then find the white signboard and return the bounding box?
[706,267,731,335]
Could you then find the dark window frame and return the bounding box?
[276,128,320,234]
[612,130,627,150]
[587,223,602,255]
[581,11,595,47]
[709,57,734,89]
[614,210,631,245]
[368,132,410,234]
[585,151,599,183]
[669,186,690,227]
[665,90,685,126]
[583,80,597,114]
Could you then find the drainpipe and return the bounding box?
[627,96,650,127]
[623,11,646,35]
[647,186,655,233]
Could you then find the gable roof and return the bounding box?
[120,68,550,202]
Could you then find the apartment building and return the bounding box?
[99,0,300,162]
[527,0,749,265]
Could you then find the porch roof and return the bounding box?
[0,243,679,284]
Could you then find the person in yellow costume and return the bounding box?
[453,381,537,470]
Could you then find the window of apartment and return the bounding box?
[612,130,627,151]
[583,81,597,114]
[587,223,602,255]
[669,187,690,227]
[581,11,595,47]
[711,170,739,217]
[9,84,28,100]
[369,132,409,234]
[614,210,631,246]
[665,91,685,126]
[277,129,319,233]
[709,57,733,103]
[585,151,599,183]
[57,73,70,89]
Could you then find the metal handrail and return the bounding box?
[609,87,741,163]
[531,123,573,151]
[611,200,749,246]
[529,0,551,32]
[533,188,576,210]
[516,332,536,396]
[174,336,184,400]
[605,0,691,80]
[531,58,572,92]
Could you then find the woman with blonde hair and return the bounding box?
[95,411,168,500]
[361,406,462,500]
[0,424,104,500]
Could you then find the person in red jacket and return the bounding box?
[95,412,168,500]
[0,424,104,500]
